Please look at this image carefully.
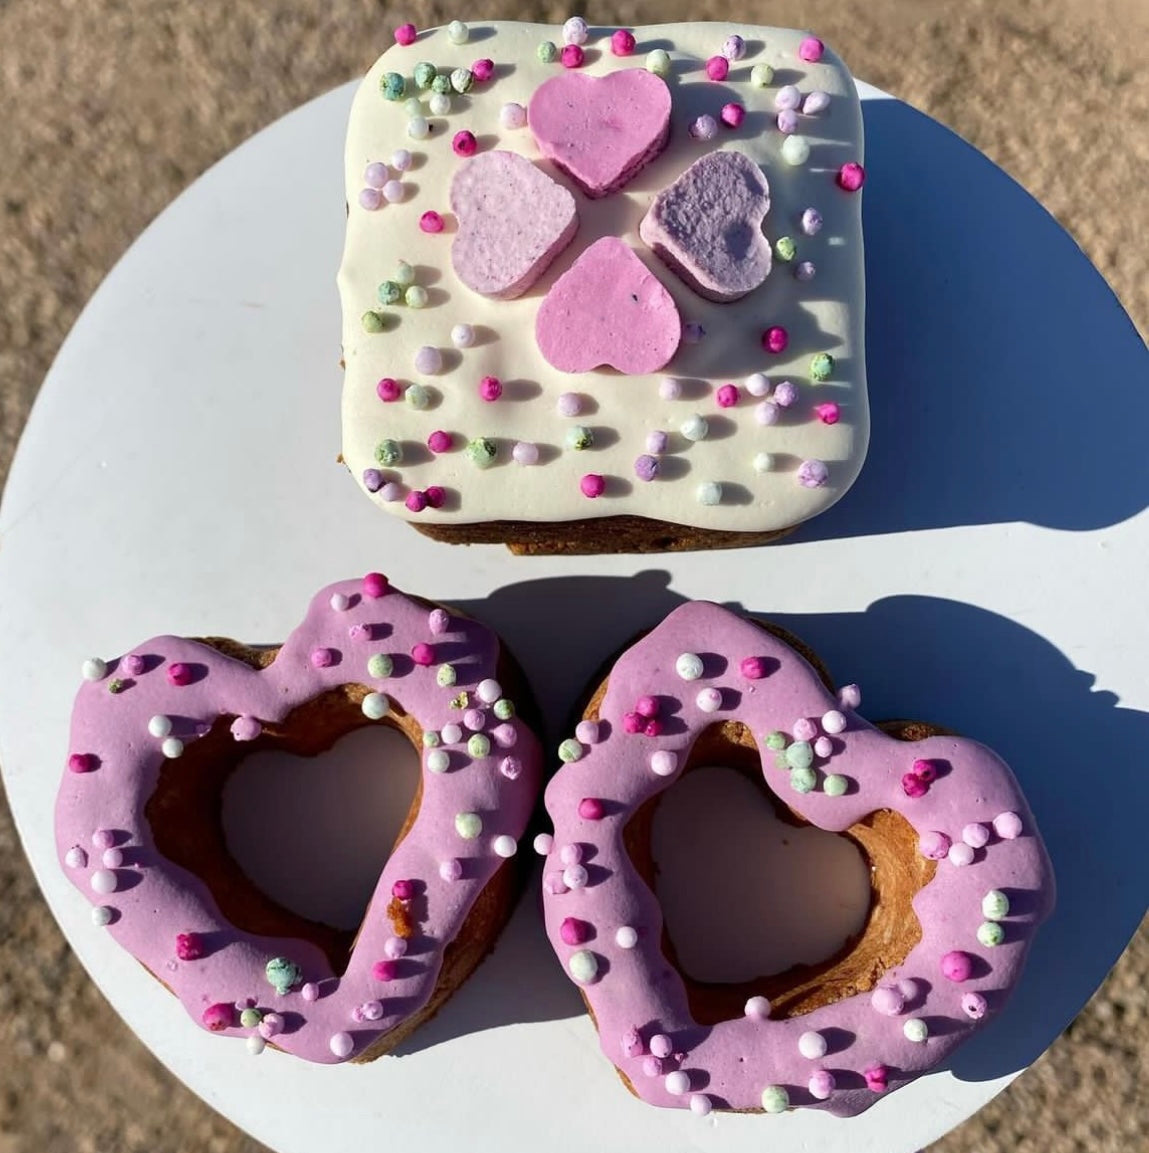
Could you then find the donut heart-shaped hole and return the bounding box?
[624,720,938,1026]
[141,640,464,980]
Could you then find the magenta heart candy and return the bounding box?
[536,237,681,374]
[640,151,772,302]
[529,69,672,198]
[450,150,579,299]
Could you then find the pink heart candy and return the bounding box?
[640,151,772,302]
[536,237,681,374]
[450,151,579,299]
[529,69,672,198]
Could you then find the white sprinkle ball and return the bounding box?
[948,842,976,867]
[697,481,723,506]
[798,1030,828,1059]
[428,92,451,116]
[904,1018,929,1043]
[81,658,107,681]
[91,906,113,927]
[361,692,389,720]
[407,115,430,140]
[426,749,450,773]
[681,414,709,441]
[90,869,117,894]
[391,148,412,171]
[753,452,776,473]
[676,653,704,681]
[500,102,527,129]
[451,323,475,348]
[660,376,682,400]
[838,683,862,708]
[329,1032,354,1058]
[650,750,678,777]
[775,85,802,110]
[441,723,463,744]
[102,848,123,868]
[148,715,172,738]
[477,678,502,704]
[382,180,404,204]
[562,16,588,44]
[745,372,770,396]
[696,687,723,712]
[562,864,589,889]
[962,822,991,848]
[615,926,639,949]
[492,835,518,858]
[414,346,443,374]
[690,1094,713,1116]
[745,996,771,1019]
[64,847,87,869]
[568,949,598,983]
[533,833,554,856]
[781,135,811,166]
[447,19,469,43]
[665,1071,691,1096]
[161,737,184,759]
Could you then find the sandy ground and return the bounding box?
[1,1,1146,1150]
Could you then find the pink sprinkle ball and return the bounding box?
[479,375,503,401]
[559,843,584,866]
[472,58,495,82]
[803,90,831,115]
[837,162,866,192]
[919,830,952,860]
[814,735,833,758]
[611,29,636,56]
[962,822,991,848]
[258,1012,284,1038]
[941,950,974,982]
[801,207,823,235]
[425,489,446,515]
[650,1033,673,1058]
[722,34,746,61]
[411,642,434,666]
[636,695,660,718]
[394,22,417,46]
[202,1002,234,1032]
[175,933,204,961]
[871,986,904,1016]
[427,430,452,453]
[994,810,1024,839]
[500,755,522,779]
[793,718,818,742]
[634,454,659,482]
[405,490,427,513]
[755,401,780,426]
[561,44,585,68]
[419,210,444,233]
[864,1064,889,1092]
[500,102,527,129]
[643,1055,665,1078]
[452,130,477,157]
[363,572,389,598]
[799,36,825,62]
[560,917,591,945]
[578,797,606,820]
[391,879,415,900]
[167,662,194,686]
[512,440,540,465]
[440,858,464,882]
[773,380,798,407]
[310,647,336,669]
[902,773,929,798]
[912,758,938,783]
[646,430,669,454]
[301,982,319,1002]
[67,752,97,774]
[720,103,746,128]
[775,84,802,111]
[705,55,730,81]
[580,473,606,498]
[716,383,739,407]
[122,653,145,676]
[948,842,976,867]
[689,115,718,141]
[621,1027,643,1057]
[557,391,583,417]
[809,1070,836,1099]
[364,162,389,189]
[376,377,401,402]
[741,656,768,679]
[815,402,840,424]
[644,717,664,737]
[962,991,989,1019]
[623,711,643,734]
[575,720,601,744]
[358,188,382,211]
[762,326,789,354]
[92,828,116,850]
[777,109,799,135]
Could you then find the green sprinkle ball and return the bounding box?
[450,691,469,709]
[413,61,437,89]
[538,40,558,64]
[437,664,457,687]
[790,766,817,793]
[361,310,387,334]
[810,353,835,382]
[775,236,797,262]
[493,698,515,720]
[395,260,416,287]
[784,740,814,770]
[566,426,594,451]
[982,890,1011,921]
[466,438,498,468]
[455,812,482,840]
[646,49,671,76]
[764,730,787,750]
[431,73,452,96]
[240,1008,263,1029]
[405,383,431,409]
[423,730,441,748]
[467,734,491,758]
[558,738,583,763]
[367,653,393,678]
[374,439,402,467]
[751,63,775,87]
[977,921,1005,948]
[265,957,301,996]
[823,773,849,796]
[379,72,406,101]
[404,285,428,309]
[760,1085,790,1113]
[377,280,402,306]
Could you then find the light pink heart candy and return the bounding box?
[450,151,579,299]
[536,237,681,374]
[529,70,672,198]
[640,151,772,302]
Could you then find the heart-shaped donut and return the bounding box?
[541,602,1054,1115]
[56,576,542,1062]
[640,151,773,302]
[528,69,672,198]
[535,236,681,374]
[451,150,579,299]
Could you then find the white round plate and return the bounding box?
[1,79,1147,1153]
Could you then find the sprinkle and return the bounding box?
[578,798,605,820]
[675,653,704,680]
[790,766,817,793]
[161,737,184,759]
[64,846,87,868]
[804,90,831,115]
[562,16,588,44]
[363,310,386,333]
[310,647,336,669]
[568,950,599,984]
[752,452,775,475]
[472,58,494,82]
[761,326,788,354]
[450,68,474,94]
[533,833,555,856]
[785,741,814,769]
[793,718,818,741]
[167,662,194,687]
[362,469,384,492]
[67,752,97,774]
[382,180,405,204]
[455,812,482,840]
[390,150,412,174]
[690,1094,713,1116]
[558,738,584,763]
[823,773,848,796]
[580,474,606,499]
[764,731,787,750]
[723,34,746,60]
[500,102,527,129]
[426,430,453,455]
[777,109,799,135]
[81,657,107,681]
[716,383,739,408]
[696,481,723,506]
[394,23,416,46]
[902,773,928,798]
[696,687,723,712]
[240,1007,263,1029]
[258,1012,284,1038]
[413,62,437,89]
[994,811,1024,839]
[404,286,428,310]
[467,733,490,757]
[797,459,830,488]
[982,890,1010,920]
[949,842,976,867]
[838,683,861,708]
[774,380,798,406]
[328,1032,354,1059]
[665,1071,691,1096]
[750,63,774,87]
[452,130,477,157]
[808,1070,836,1100]
[367,654,394,679]
[466,438,497,468]
[447,19,468,43]
[963,822,991,848]
[426,750,450,773]
[440,858,464,882]
[560,844,584,866]
[560,44,584,68]
[538,40,558,63]
[781,135,811,166]
[646,49,671,76]
[871,986,904,1015]
[650,750,677,777]
[611,29,636,55]
[425,482,444,506]
[796,261,816,281]
[562,864,589,889]
[615,926,638,949]
[441,723,463,743]
[814,402,840,425]
[493,835,517,859]
[798,1030,828,1059]
[90,869,117,894]
[122,656,143,674]
[450,324,476,350]
[479,375,502,401]
[810,353,835,382]
[359,188,382,211]
[689,115,718,141]
[265,957,301,995]
[91,905,113,927]
[962,992,988,1019]
[903,1018,929,1043]
[557,391,584,417]
[361,692,389,720]
[380,71,406,100]
[705,55,730,81]
[941,950,974,981]
[681,414,709,441]
[775,85,802,111]
[919,831,951,859]
[865,1064,889,1092]
[761,1086,790,1114]
[745,996,772,1019]
[837,162,866,192]
[203,1002,235,1032]
[799,35,825,62]
[814,736,834,761]
[659,376,682,400]
[431,74,451,96]
[774,236,797,262]
[419,210,444,235]
[511,441,539,465]
[634,455,659,482]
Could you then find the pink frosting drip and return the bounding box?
[56,578,542,1063]
[541,602,1055,1114]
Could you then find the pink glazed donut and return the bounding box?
[56,575,542,1062]
[540,602,1055,1115]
